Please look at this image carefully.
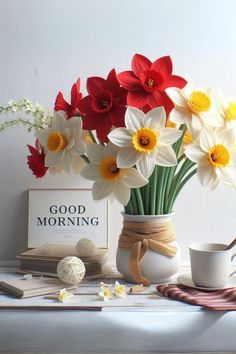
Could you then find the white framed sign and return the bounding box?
[28,189,109,248]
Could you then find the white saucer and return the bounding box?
[177,273,236,291]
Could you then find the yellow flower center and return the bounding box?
[116,285,124,294]
[99,156,124,181]
[208,144,230,167]
[183,130,192,145]
[103,288,111,297]
[225,102,236,121]
[47,131,67,152]
[132,128,158,153]
[189,91,211,113]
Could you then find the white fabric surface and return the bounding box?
[0,272,236,353]
[0,309,236,353]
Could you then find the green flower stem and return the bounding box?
[134,188,144,215]
[0,118,43,132]
[80,154,89,163]
[124,197,134,215]
[149,166,158,215]
[88,131,97,144]
[163,125,187,207]
[169,168,197,211]
[156,167,165,214]
[173,124,187,157]
[142,182,150,214]
[166,159,196,212]
[131,190,138,215]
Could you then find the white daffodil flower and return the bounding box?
[185,127,236,189]
[218,94,236,129]
[58,288,74,303]
[114,281,127,298]
[80,143,148,205]
[166,83,223,136]
[38,111,86,172]
[108,107,181,179]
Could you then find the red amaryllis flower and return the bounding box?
[117,54,187,114]
[27,140,48,178]
[54,78,82,118]
[78,69,127,142]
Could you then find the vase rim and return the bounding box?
[122,212,174,217]
[121,212,174,222]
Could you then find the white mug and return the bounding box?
[189,243,236,288]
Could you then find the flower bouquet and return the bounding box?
[1,53,236,284]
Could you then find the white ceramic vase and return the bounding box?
[116,213,181,284]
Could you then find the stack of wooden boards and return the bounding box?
[17,244,108,279]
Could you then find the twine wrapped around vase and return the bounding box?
[118,220,177,286]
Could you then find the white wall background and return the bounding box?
[1,0,236,264]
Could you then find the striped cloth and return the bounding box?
[157,284,236,311]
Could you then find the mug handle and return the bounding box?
[230,252,236,277]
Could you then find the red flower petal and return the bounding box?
[82,114,98,130]
[117,71,140,91]
[142,104,152,114]
[54,92,70,112]
[106,69,120,92]
[71,78,82,108]
[27,144,48,178]
[131,53,152,78]
[151,56,173,78]
[147,91,174,115]
[158,75,187,90]
[127,90,149,107]
[78,95,94,115]
[109,106,126,127]
[87,77,106,97]
[161,92,174,114]
[95,118,112,142]
[146,90,164,108]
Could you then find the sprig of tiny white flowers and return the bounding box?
[98,281,127,301]
[0,98,53,132]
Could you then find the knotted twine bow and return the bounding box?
[118,220,177,286]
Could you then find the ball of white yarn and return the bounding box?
[57,256,85,285]
[75,238,95,257]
